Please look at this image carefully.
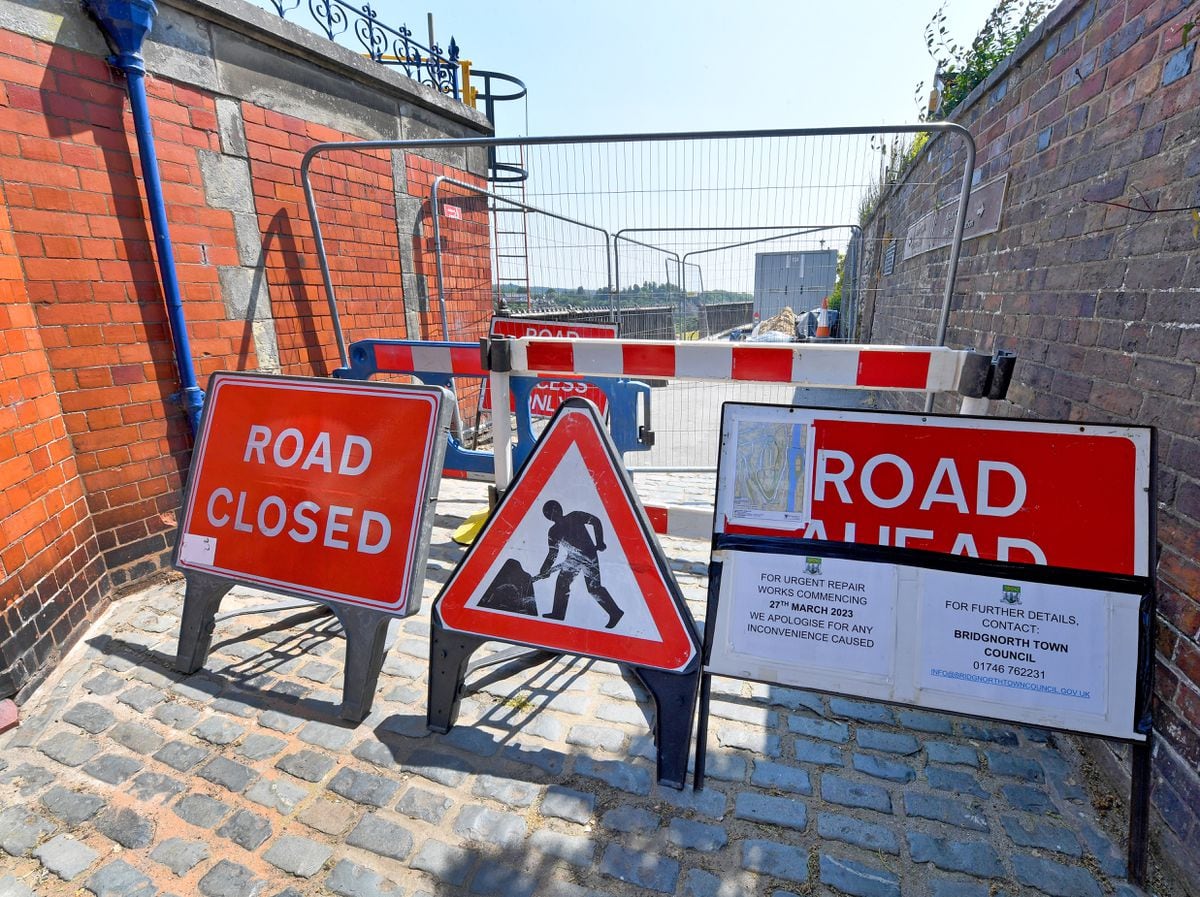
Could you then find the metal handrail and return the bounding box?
[265,0,459,98]
[470,69,528,110]
[469,70,529,183]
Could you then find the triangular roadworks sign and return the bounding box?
[435,398,699,671]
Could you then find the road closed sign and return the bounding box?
[174,373,450,615]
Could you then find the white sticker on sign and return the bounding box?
[179,533,217,566]
[728,553,897,678]
[918,570,1107,716]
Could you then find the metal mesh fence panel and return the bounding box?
[305,126,974,467]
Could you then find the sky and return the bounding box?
[271,0,1013,291]
[394,0,1008,137]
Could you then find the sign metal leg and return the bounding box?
[692,671,713,790]
[427,612,488,734]
[465,645,557,684]
[632,661,701,790]
[1127,734,1153,886]
[175,572,233,674]
[427,609,701,790]
[329,604,393,723]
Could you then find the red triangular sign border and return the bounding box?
[435,399,699,671]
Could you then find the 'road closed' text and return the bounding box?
[202,425,392,555]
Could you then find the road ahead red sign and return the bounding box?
[483,316,618,417]
[175,373,449,614]
[717,409,1152,577]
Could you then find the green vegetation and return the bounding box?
[856,133,929,225]
[827,252,845,310]
[859,0,1050,225]
[921,0,1050,120]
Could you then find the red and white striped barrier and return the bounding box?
[643,505,713,541]
[506,338,967,392]
[480,337,986,537]
[373,343,485,377]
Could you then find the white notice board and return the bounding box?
[707,549,1144,739]
[705,403,1153,741]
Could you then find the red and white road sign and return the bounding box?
[436,398,699,670]
[483,316,618,418]
[716,408,1153,577]
[175,372,449,614]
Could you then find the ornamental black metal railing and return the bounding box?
[266,0,460,99]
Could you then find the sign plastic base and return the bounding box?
[427,605,700,789]
[175,570,392,723]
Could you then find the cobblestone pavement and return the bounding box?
[0,478,1152,897]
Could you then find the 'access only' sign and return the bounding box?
[483,316,618,417]
[175,373,449,614]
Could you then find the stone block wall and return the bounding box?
[0,0,492,699]
[859,0,1199,882]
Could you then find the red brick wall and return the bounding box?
[0,34,247,599]
[243,104,412,374]
[861,0,1200,877]
[0,191,106,697]
[405,157,492,341]
[242,113,494,372]
[0,24,494,698]
[403,157,493,422]
[0,31,257,695]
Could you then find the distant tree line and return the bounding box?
[497,282,751,309]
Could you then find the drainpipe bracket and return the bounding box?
[168,386,206,425]
[82,0,157,74]
[107,51,146,75]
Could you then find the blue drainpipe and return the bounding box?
[84,0,205,434]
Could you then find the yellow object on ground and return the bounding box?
[451,507,490,544]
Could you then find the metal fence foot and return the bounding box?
[175,572,233,674]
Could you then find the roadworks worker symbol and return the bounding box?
[435,398,699,671]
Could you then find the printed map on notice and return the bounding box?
[730,420,809,527]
